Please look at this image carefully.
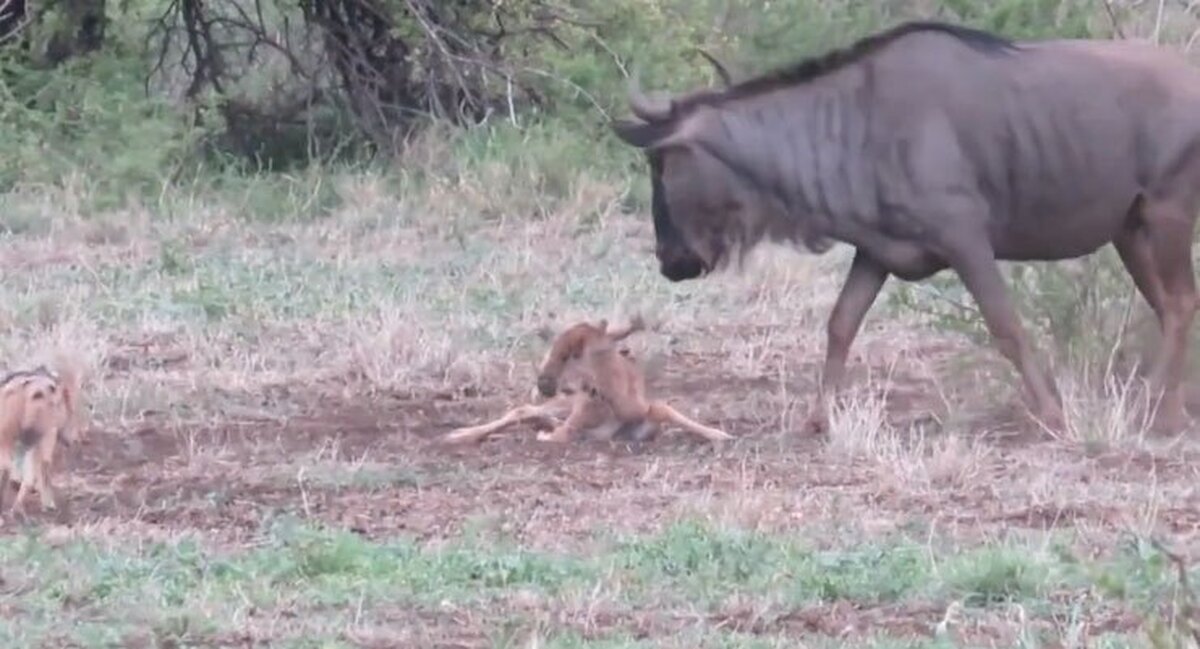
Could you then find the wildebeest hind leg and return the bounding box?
[951,242,1065,432]
[1114,226,1169,384]
[1113,224,1174,408]
[1141,200,1199,431]
[804,251,889,435]
[1114,225,1168,329]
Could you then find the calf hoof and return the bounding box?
[536,430,571,443]
[439,429,483,446]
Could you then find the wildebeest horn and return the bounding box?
[627,68,673,123]
[690,47,733,86]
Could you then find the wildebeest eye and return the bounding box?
[46,384,56,394]
[31,390,43,400]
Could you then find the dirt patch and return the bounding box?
[4,338,1199,647]
[9,340,1194,548]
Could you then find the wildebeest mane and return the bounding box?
[0,366,54,388]
[670,21,1017,114]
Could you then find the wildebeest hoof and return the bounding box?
[1150,405,1193,435]
[801,409,830,436]
[1031,406,1067,435]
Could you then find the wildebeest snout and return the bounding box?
[657,244,706,282]
[536,374,557,397]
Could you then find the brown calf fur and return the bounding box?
[442,316,733,446]
[0,355,85,516]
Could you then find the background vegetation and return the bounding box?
[3,0,1198,373]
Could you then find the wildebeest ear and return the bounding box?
[610,118,677,149]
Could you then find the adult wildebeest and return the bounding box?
[611,21,1200,434]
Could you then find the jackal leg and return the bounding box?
[11,451,39,515]
[35,435,57,511]
[646,401,732,443]
[442,401,562,445]
[0,446,10,515]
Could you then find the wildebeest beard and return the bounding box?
[645,130,836,283]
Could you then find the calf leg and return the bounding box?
[1142,200,1199,431]
[442,401,563,445]
[803,251,888,434]
[950,242,1065,431]
[646,401,733,443]
[11,452,38,515]
[538,398,608,443]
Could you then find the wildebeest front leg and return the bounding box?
[803,250,888,434]
[952,243,1065,431]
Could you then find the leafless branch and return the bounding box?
[141,0,601,160]
[0,0,31,47]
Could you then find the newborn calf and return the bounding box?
[442,316,732,445]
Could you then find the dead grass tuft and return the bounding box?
[824,372,993,492]
[1053,364,1158,453]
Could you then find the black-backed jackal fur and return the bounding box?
[441,316,732,446]
[0,355,86,515]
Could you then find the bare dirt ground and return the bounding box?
[13,324,1200,647]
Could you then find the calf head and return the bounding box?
[534,316,646,398]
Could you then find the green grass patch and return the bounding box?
[0,519,1173,647]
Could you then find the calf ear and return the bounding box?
[610,118,677,149]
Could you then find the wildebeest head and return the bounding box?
[606,49,759,282]
[611,72,779,282]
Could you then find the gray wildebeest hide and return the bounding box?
[610,20,1200,435]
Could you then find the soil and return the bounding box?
[5,344,1199,646]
